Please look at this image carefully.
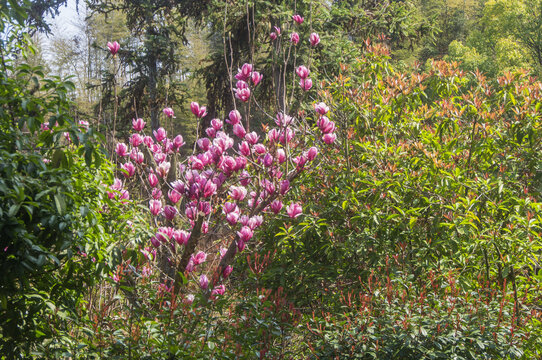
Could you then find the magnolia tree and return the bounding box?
[106,13,337,301]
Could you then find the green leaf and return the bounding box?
[8,204,20,217]
[54,193,66,215]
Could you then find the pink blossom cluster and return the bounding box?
[296,65,312,91]
[234,63,262,102]
[269,13,320,47]
[106,19,334,297]
[314,102,336,144]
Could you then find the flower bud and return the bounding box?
[199,274,209,290]
[309,32,320,47]
[132,118,146,131]
[292,14,304,25]
[107,41,120,56]
[290,32,300,45]
[163,107,175,118]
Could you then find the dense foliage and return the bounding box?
[1,0,542,359]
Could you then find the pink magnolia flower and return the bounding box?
[152,188,162,200]
[286,202,303,218]
[211,285,226,298]
[274,26,281,35]
[299,78,313,91]
[192,251,207,265]
[235,87,251,102]
[186,259,195,272]
[270,199,283,214]
[190,102,207,118]
[317,116,335,134]
[245,132,260,145]
[235,156,247,171]
[130,133,143,147]
[314,102,329,115]
[163,107,175,118]
[154,152,166,164]
[322,133,337,144]
[206,127,216,138]
[150,236,161,248]
[239,215,250,226]
[149,199,162,216]
[270,32,278,40]
[279,127,296,144]
[115,143,128,157]
[172,135,185,150]
[168,189,182,204]
[239,171,251,186]
[310,32,320,47]
[111,178,123,191]
[79,120,89,131]
[41,122,50,131]
[199,274,209,290]
[203,181,217,198]
[251,71,263,86]
[229,186,247,201]
[290,32,300,45]
[184,294,195,304]
[197,138,211,151]
[211,118,223,130]
[268,128,279,143]
[237,226,253,243]
[263,153,274,167]
[223,265,233,278]
[185,204,198,220]
[153,127,167,142]
[292,14,304,25]
[156,161,171,178]
[248,215,263,230]
[163,205,177,220]
[280,179,290,195]
[148,173,159,187]
[107,41,120,56]
[121,162,135,178]
[202,221,210,233]
[143,135,154,147]
[156,227,174,243]
[296,65,310,79]
[239,141,251,156]
[235,63,253,81]
[118,190,129,204]
[173,230,190,245]
[132,118,146,131]
[228,110,241,125]
[253,143,266,155]
[237,239,246,252]
[198,201,211,216]
[223,202,238,214]
[233,123,246,138]
[172,180,185,193]
[130,150,144,164]
[262,179,275,194]
[306,146,318,161]
[294,155,308,170]
[276,112,294,127]
[226,211,240,225]
[276,148,286,164]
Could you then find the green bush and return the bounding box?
[0,8,147,357]
[254,43,542,358]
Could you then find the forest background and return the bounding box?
[1,0,542,358]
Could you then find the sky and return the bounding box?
[47,0,81,37]
[43,0,83,60]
